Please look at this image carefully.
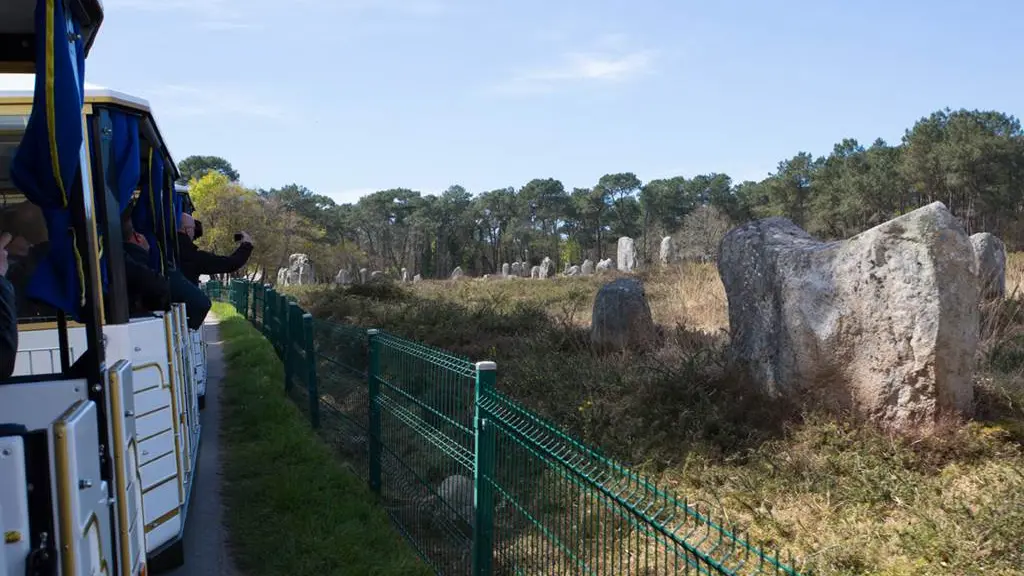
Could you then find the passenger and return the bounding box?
[121,211,171,315]
[177,213,253,286]
[0,231,18,378]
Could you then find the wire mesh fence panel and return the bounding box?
[224,280,805,576]
[479,390,800,576]
[370,332,478,575]
[313,318,373,481]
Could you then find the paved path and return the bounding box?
[166,317,240,576]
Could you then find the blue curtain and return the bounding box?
[132,149,165,273]
[8,0,87,319]
[90,110,141,290]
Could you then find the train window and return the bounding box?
[0,125,56,322]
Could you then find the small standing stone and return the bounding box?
[450,266,464,280]
[511,262,522,277]
[413,274,422,283]
[401,267,409,282]
[659,236,674,266]
[596,258,614,272]
[581,259,594,275]
[590,278,656,350]
[359,268,369,284]
[971,232,1006,301]
[502,262,510,277]
[540,257,556,278]
[617,237,637,272]
[530,265,541,279]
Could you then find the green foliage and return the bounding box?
[195,107,1024,285]
[177,154,239,183]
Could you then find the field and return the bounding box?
[289,256,1024,576]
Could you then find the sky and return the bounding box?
[87,0,1024,205]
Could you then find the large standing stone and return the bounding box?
[502,262,511,277]
[970,233,1006,300]
[659,236,674,266]
[450,266,464,280]
[718,202,978,430]
[590,278,656,350]
[581,259,594,275]
[539,257,556,278]
[617,237,637,272]
[285,254,315,285]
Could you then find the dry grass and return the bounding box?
[288,256,1024,576]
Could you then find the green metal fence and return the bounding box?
[217,280,804,576]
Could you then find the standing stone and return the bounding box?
[581,259,594,276]
[370,270,384,281]
[438,475,474,527]
[286,254,315,285]
[539,257,556,278]
[530,265,541,279]
[401,267,410,282]
[277,267,287,285]
[590,278,656,350]
[718,201,978,430]
[970,233,1006,301]
[450,266,464,280]
[502,262,511,277]
[659,236,674,266]
[596,258,614,272]
[617,237,637,272]
[413,274,422,283]
[359,268,369,284]
[566,265,581,276]
[511,262,522,277]
[521,262,531,277]
[335,269,351,285]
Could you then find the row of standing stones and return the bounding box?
[274,202,1005,431]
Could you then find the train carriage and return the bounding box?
[0,1,206,574]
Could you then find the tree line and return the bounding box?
[181,107,1024,282]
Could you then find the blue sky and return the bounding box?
[89,0,1023,205]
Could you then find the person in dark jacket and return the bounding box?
[177,213,253,286]
[0,231,18,379]
[122,216,172,315]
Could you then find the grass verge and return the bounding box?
[212,302,431,576]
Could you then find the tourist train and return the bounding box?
[1,1,207,573]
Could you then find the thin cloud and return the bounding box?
[147,84,287,121]
[490,43,658,96]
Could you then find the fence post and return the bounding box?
[262,286,273,338]
[285,302,299,393]
[367,329,382,494]
[304,313,319,429]
[242,280,250,319]
[277,294,288,359]
[472,361,497,576]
